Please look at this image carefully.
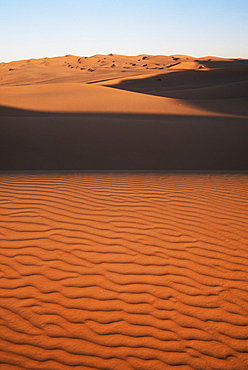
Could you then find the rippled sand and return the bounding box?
[0,173,248,369]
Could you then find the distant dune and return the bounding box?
[0,53,248,171]
[0,54,248,116]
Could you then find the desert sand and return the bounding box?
[0,174,248,369]
[0,54,248,171]
[0,55,248,369]
[0,54,248,117]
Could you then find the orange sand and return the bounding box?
[0,54,248,117]
[0,54,248,369]
[0,174,248,369]
[0,54,248,171]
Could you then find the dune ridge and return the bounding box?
[0,174,248,369]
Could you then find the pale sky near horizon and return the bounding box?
[0,0,248,62]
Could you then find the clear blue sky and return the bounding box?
[1,0,248,62]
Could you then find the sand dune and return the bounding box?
[0,54,248,369]
[0,53,247,118]
[0,53,248,172]
[0,82,212,116]
[1,53,247,88]
[0,174,248,369]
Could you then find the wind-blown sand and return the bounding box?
[0,55,248,369]
[0,174,248,369]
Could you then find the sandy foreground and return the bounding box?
[0,173,248,370]
[0,55,248,369]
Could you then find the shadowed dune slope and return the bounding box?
[102,67,248,117]
[0,174,248,369]
[0,110,248,171]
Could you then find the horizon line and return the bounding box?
[1,53,247,64]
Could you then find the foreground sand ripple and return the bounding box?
[0,174,248,369]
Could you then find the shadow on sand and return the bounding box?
[197,59,248,69]
[0,105,248,172]
[102,66,248,117]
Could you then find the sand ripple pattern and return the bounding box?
[0,174,248,370]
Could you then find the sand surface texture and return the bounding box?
[0,174,248,370]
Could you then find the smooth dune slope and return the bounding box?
[0,82,216,116]
[0,174,248,369]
